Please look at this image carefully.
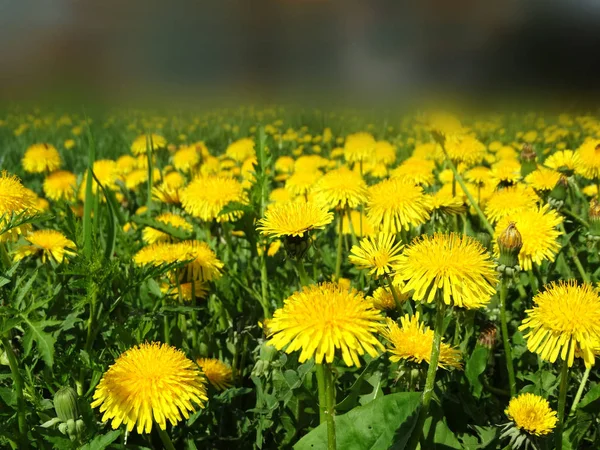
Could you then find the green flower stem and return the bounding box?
[444,154,494,236]
[324,363,337,450]
[78,287,97,396]
[163,297,170,345]
[334,209,344,281]
[0,243,11,269]
[528,270,538,296]
[345,209,358,246]
[315,364,327,424]
[570,366,591,416]
[559,224,590,283]
[191,281,199,350]
[499,277,516,397]
[294,259,311,287]
[156,426,176,450]
[406,299,446,450]
[1,336,28,449]
[175,276,188,345]
[260,244,271,318]
[556,358,570,450]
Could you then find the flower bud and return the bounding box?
[54,386,79,423]
[589,199,600,236]
[284,234,311,260]
[477,322,497,350]
[520,144,537,177]
[549,175,568,201]
[497,222,522,268]
[67,419,77,441]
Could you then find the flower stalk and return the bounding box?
[499,278,516,397]
[1,336,28,449]
[156,426,176,450]
[570,366,591,416]
[556,357,570,450]
[334,209,344,281]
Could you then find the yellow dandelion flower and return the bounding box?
[91,342,208,434]
[465,166,492,186]
[490,159,521,186]
[391,158,436,186]
[505,393,557,436]
[428,190,466,216]
[78,160,120,201]
[367,285,408,310]
[152,172,185,205]
[544,150,581,173]
[125,169,160,191]
[42,170,77,202]
[344,132,376,163]
[485,185,539,224]
[0,172,36,242]
[412,142,444,162]
[257,201,333,238]
[196,358,233,391]
[115,155,137,176]
[519,281,600,367]
[226,138,255,162]
[13,230,75,263]
[173,146,200,172]
[294,155,329,173]
[374,140,397,165]
[162,280,208,302]
[313,167,368,209]
[267,283,384,366]
[142,213,193,244]
[269,187,293,204]
[349,233,403,278]
[366,178,431,233]
[130,134,167,155]
[444,134,487,166]
[524,167,561,192]
[275,156,295,174]
[576,138,600,179]
[64,139,76,150]
[285,170,322,197]
[381,314,462,369]
[494,205,562,271]
[22,143,62,173]
[181,176,248,222]
[396,233,498,309]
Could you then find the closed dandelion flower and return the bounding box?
[196,358,233,391]
[131,134,166,155]
[267,283,384,366]
[575,138,600,179]
[142,213,193,244]
[391,158,436,186]
[0,172,36,242]
[381,314,462,369]
[505,393,558,436]
[395,233,498,309]
[344,132,376,163]
[22,143,62,173]
[313,166,368,209]
[494,205,562,271]
[43,170,77,202]
[485,185,539,224]
[257,201,333,238]
[519,281,600,367]
[91,342,208,434]
[181,176,248,222]
[349,233,403,278]
[226,138,255,162]
[366,178,431,233]
[13,230,75,263]
[525,167,561,192]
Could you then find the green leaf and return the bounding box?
[82,116,97,258]
[91,170,117,261]
[80,429,121,450]
[14,269,38,310]
[578,382,600,412]
[130,215,193,240]
[465,345,489,398]
[22,318,56,367]
[336,357,381,412]
[295,392,421,450]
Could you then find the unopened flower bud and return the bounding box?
[589,199,600,235]
[284,234,311,260]
[549,175,568,201]
[497,222,522,268]
[54,386,79,423]
[477,322,498,350]
[520,144,537,177]
[67,419,77,441]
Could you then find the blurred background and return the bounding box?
[1,0,600,105]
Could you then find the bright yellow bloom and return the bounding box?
[78,160,120,201]
[381,314,462,369]
[91,342,207,434]
[391,158,435,186]
[285,170,322,197]
[162,280,208,302]
[374,140,397,165]
[268,283,384,366]
[494,205,562,271]
[130,134,167,155]
[43,170,77,202]
[395,233,498,309]
[465,166,492,186]
[366,178,431,233]
[226,138,255,162]
[367,284,408,310]
[196,358,233,391]
[342,210,375,237]
[142,213,193,244]
[0,172,36,242]
[344,132,376,163]
[274,156,295,174]
[543,150,581,173]
[520,281,600,367]
[505,393,558,436]
[173,146,200,172]
[444,134,486,166]
[576,138,600,179]
[524,167,561,192]
[427,190,466,216]
[13,230,75,263]
[484,185,539,224]
[115,155,138,176]
[313,166,368,209]
[22,143,62,173]
[181,176,248,222]
[490,159,521,186]
[349,233,403,278]
[257,201,333,238]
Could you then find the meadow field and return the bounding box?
[1,107,600,449]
